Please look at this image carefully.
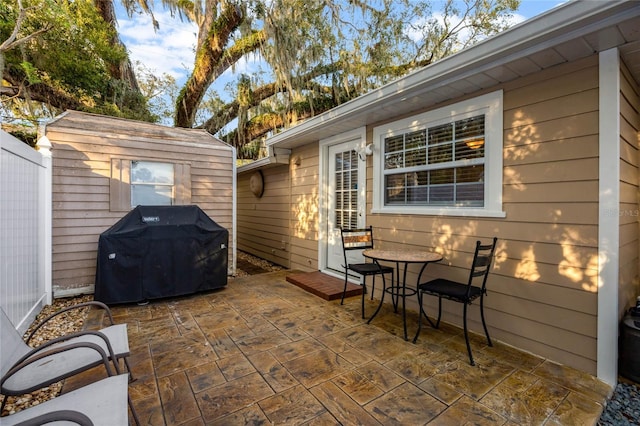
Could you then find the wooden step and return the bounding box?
[286,271,362,301]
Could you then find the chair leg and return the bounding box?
[123,356,136,382]
[128,394,141,426]
[371,275,376,300]
[463,303,475,366]
[435,297,443,328]
[366,273,387,325]
[111,355,122,375]
[340,270,348,305]
[413,291,423,343]
[480,294,492,347]
[360,277,367,319]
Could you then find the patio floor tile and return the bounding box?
[310,381,381,426]
[434,395,507,425]
[364,381,447,424]
[157,372,200,425]
[258,384,327,424]
[71,270,609,425]
[196,372,274,422]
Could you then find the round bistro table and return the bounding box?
[363,249,443,340]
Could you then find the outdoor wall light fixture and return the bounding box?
[249,171,264,198]
[358,144,374,161]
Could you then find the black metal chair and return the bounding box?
[340,227,394,319]
[413,237,498,365]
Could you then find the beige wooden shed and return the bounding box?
[44,111,236,297]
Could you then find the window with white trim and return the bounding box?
[109,158,191,212]
[372,90,504,217]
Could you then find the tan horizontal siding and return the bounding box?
[502,56,598,105]
[53,185,109,195]
[504,133,598,166]
[618,62,640,316]
[53,202,110,211]
[53,167,109,178]
[504,158,598,184]
[52,192,109,203]
[54,261,96,277]
[52,217,122,228]
[53,243,100,254]
[53,234,107,245]
[504,89,598,126]
[622,116,637,149]
[490,274,596,314]
[366,57,601,374]
[504,203,597,224]
[504,181,598,203]
[487,309,596,373]
[239,219,289,235]
[621,161,637,184]
[290,144,320,249]
[237,165,291,268]
[376,216,598,246]
[54,250,98,262]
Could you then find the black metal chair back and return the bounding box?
[341,227,375,261]
[466,238,498,298]
[339,227,393,319]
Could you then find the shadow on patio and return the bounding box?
[65,270,610,425]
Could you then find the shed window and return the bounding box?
[110,158,191,212]
[131,161,174,207]
[372,90,504,217]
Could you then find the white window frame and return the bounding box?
[110,158,191,212]
[372,90,505,218]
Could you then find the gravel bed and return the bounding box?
[598,380,640,425]
[235,250,285,277]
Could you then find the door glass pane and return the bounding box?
[335,149,358,230]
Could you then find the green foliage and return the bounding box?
[1,0,153,124]
[135,61,180,123]
[205,0,520,157]
[19,61,41,84]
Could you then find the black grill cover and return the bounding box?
[95,205,228,304]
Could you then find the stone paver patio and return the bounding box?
[64,270,610,425]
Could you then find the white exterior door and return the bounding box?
[324,133,367,273]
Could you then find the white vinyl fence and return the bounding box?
[0,130,52,334]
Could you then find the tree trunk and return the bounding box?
[2,71,83,110]
[224,101,335,149]
[174,2,253,128]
